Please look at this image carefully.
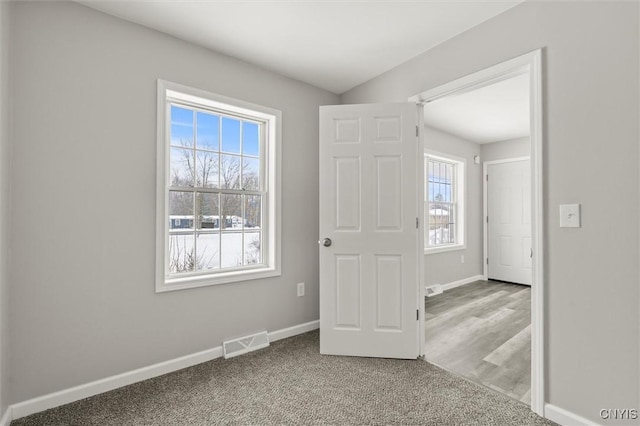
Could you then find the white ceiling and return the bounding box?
[424,72,530,144]
[78,0,524,94]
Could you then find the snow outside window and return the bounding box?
[425,153,465,253]
[157,81,281,292]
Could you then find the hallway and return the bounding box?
[425,280,531,404]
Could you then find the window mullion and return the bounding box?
[241,194,246,266]
[217,114,222,190]
[168,186,263,196]
[192,111,198,272]
[218,194,222,271]
[239,118,244,192]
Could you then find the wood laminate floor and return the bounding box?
[424,280,531,404]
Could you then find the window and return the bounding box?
[156,80,281,292]
[425,152,465,253]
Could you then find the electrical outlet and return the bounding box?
[460,255,465,264]
[297,282,305,297]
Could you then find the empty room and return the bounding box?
[0,1,638,426]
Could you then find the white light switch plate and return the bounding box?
[560,204,581,228]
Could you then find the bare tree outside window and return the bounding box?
[167,106,263,274]
[158,83,279,291]
[426,156,459,248]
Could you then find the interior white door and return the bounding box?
[487,159,532,285]
[319,103,422,359]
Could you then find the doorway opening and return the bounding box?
[410,50,543,415]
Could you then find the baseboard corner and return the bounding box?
[545,403,601,426]
[268,320,319,342]
[440,274,484,291]
[0,406,12,426]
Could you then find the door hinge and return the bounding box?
[416,125,419,137]
[416,309,419,320]
[416,217,419,229]
[486,174,489,181]
[486,258,489,265]
[486,216,489,223]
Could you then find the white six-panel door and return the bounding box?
[487,159,532,286]
[319,103,422,359]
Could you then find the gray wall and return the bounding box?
[481,137,530,163]
[0,0,10,417]
[423,126,482,286]
[342,1,639,423]
[9,1,338,403]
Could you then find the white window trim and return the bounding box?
[155,80,281,292]
[424,150,466,255]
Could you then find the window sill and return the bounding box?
[424,244,466,255]
[156,266,281,293]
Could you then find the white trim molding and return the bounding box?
[545,404,601,426]
[423,150,467,253]
[155,79,283,293]
[410,48,545,416]
[268,320,319,342]
[10,320,319,421]
[424,243,465,255]
[440,275,484,291]
[0,407,12,426]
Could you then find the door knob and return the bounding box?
[320,238,332,247]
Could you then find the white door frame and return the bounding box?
[408,49,544,416]
[483,156,531,282]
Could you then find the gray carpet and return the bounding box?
[12,331,554,425]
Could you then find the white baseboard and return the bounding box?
[268,320,319,342]
[10,319,320,420]
[0,407,11,426]
[545,403,601,426]
[440,274,484,291]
